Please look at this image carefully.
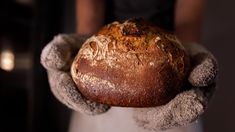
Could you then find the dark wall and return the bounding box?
[30,0,71,132]
[202,0,235,131]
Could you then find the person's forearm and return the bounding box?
[76,0,105,34]
[175,0,205,44]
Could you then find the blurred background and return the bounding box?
[0,0,234,132]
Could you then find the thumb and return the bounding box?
[40,34,81,71]
[184,43,218,87]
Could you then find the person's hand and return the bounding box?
[133,43,218,130]
[40,34,110,115]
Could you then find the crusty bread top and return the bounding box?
[75,18,186,74]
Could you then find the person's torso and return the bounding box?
[105,0,175,30]
[69,1,200,132]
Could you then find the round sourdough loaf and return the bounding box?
[71,18,190,107]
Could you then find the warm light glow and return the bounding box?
[0,50,15,71]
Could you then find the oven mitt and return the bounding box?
[133,43,218,131]
[40,34,110,115]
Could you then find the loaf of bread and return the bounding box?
[71,18,190,107]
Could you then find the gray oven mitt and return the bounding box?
[133,43,218,131]
[40,34,110,115]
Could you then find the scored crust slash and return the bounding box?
[71,18,190,107]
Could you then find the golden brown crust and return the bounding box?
[71,18,190,107]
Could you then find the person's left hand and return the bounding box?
[133,43,218,131]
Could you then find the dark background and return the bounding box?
[201,0,235,131]
[0,0,234,132]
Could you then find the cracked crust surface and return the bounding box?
[71,18,190,107]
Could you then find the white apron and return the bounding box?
[69,107,203,132]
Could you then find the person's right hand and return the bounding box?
[40,34,110,115]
